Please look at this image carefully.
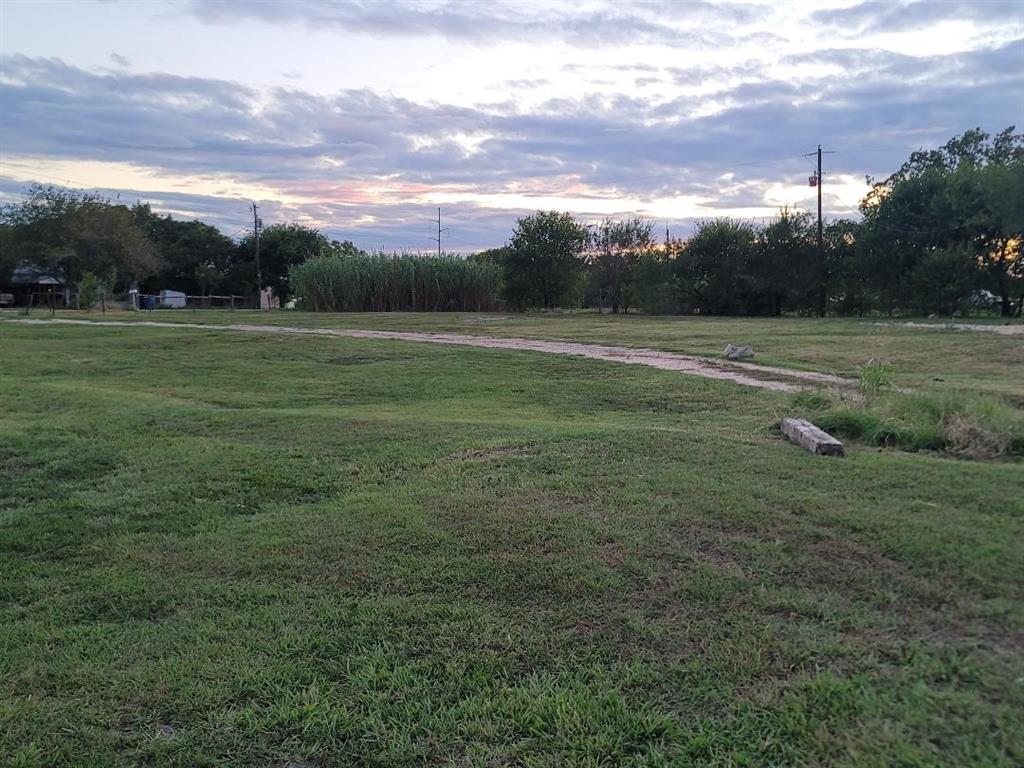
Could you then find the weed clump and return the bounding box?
[857,358,894,401]
[793,372,1023,459]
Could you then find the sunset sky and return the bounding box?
[1,0,1022,250]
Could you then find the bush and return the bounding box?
[289,252,502,312]
[77,272,99,310]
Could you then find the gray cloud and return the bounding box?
[186,0,756,49]
[667,59,764,86]
[811,0,1021,35]
[1,33,1020,248]
[503,78,551,89]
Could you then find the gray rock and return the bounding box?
[724,344,754,360]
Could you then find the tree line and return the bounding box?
[0,186,356,304]
[1,126,1020,316]
[486,127,1022,317]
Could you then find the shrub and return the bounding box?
[77,272,99,310]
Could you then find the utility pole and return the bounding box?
[252,203,263,309]
[430,207,449,257]
[805,144,835,316]
[816,145,823,251]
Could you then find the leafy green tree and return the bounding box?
[824,219,871,316]
[860,126,1023,315]
[504,211,589,309]
[675,219,758,315]
[627,244,678,315]
[911,246,979,316]
[77,272,99,310]
[1,185,159,288]
[193,262,224,297]
[976,161,1024,315]
[589,218,656,313]
[469,247,509,265]
[331,239,363,257]
[752,208,816,315]
[0,222,15,284]
[133,204,235,295]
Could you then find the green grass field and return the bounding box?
[2,315,1022,766]
[19,309,1023,397]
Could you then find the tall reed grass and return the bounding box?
[290,252,502,312]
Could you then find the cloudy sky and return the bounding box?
[1,0,1022,250]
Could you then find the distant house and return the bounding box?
[7,264,71,307]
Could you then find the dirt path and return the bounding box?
[878,321,1024,336]
[9,318,856,392]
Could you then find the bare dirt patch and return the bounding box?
[878,321,1024,336]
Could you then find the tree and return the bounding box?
[752,208,816,315]
[627,243,678,315]
[860,126,1023,315]
[976,161,1024,316]
[589,218,656,313]
[236,223,331,301]
[77,272,99,310]
[0,222,15,284]
[469,247,509,265]
[675,219,758,315]
[133,204,235,295]
[824,219,870,316]
[911,246,978,316]
[1,185,159,288]
[193,262,223,298]
[503,211,589,309]
[331,239,363,258]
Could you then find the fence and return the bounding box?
[17,290,78,312]
[0,291,256,312]
[134,293,252,310]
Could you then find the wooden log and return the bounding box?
[780,418,845,457]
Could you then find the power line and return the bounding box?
[0,162,98,188]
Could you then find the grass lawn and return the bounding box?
[17,309,1023,398]
[1,318,1022,766]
